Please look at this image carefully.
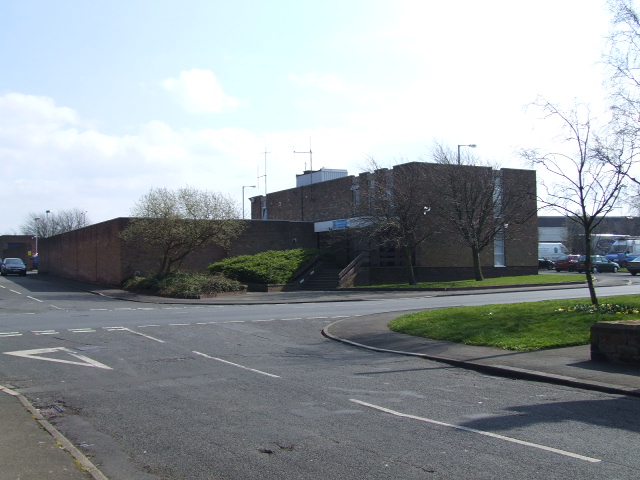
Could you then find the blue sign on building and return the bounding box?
[332,219,348,230]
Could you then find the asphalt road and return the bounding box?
[2,273,640,479]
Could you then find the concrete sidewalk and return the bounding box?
[3,274,640,479]
[322,312,640,397]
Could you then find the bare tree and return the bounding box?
[600,0,640,199]
[121,186,246,278]
[358,158,437,285]
[521,98,630,305]
[428,144,537,281]
[603,0,640,137]
[20,208,90,238]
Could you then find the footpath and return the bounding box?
[2,275,640,479]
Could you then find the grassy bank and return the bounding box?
[389,295,640,351]
[360,274,584,289]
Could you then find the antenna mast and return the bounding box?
[258,149,270,219]
[294,138,312,174]
[258,148,270,196]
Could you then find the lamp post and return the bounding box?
[457,144,477,165]
[242,185,256,219]
[45,210,51,237]
[34,217,40,255]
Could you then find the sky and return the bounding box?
[0,0,616,233]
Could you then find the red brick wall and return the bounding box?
[39,218,317,286]
[253,163,539,274]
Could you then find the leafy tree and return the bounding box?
[20,208,90,237]
[520,99,630,305]
[428,144,537,281]
[121,186,246,278]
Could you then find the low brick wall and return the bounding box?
[591,320,640,364]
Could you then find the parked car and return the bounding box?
[538,258,555,270]
[554,254,581,272]
[626,255,640,275]
[576,255,620,273]
[1,258,27,276]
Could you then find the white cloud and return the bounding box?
[0,92,284,232]
[161,69,246,113]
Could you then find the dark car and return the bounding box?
[576,255,620,273]
[626,255,640,275]
[554,254,581,272]
[538,258,554,270]
[1,258,27,276]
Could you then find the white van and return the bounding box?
[538,242,569,261]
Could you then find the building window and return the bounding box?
[351,183,360,206]
[494,227,506,267]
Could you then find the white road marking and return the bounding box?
[90,309,109,311]
[350,399,601,463]
[192,350,280,378]
[105,327,165,343]
[32,330,58,335]
[4,347,112,369]
[9,290,21,294]
[26,296,43,302]
[0,314,346,339]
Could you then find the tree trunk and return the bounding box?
[404,247,416,285]
[584,237,599,305]
[472,247,484,281]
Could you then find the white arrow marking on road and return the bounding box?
[4,347,113,369]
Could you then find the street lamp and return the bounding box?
[45,210,51,237]
[242,185,256,219]
[34,217,40,254]
[457,144,477,165]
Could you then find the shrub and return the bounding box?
[209,248,321,284]
[123,270,244,297]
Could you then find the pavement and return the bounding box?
[2,274,640,479]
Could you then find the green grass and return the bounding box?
[388,295,640,351]
[209,248,321,284]
[361,274,584,289]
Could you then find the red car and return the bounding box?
[554,254,581,272]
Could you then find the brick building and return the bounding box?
[251,162,539,283]
[0,235,36,268]
[32,162,537,287]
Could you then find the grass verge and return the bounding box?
[359,274,583,289]
[388,295,640,351]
